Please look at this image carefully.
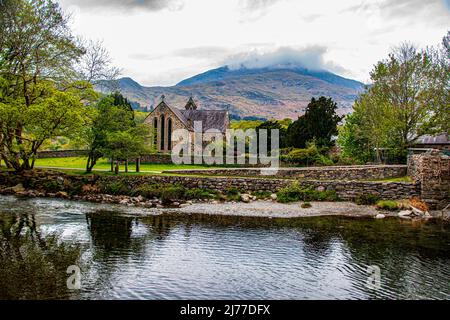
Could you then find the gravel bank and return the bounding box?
[169,200,381,218]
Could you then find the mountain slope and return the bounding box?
[104,66,365,119]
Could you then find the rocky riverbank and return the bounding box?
[1,182,447,220]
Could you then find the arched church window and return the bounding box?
[160,115,165,150]
[168,118,173,151]
[153,117,158,147]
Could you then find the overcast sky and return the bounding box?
[59,0,450,86]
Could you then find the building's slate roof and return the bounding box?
[415,133,450,145]
[180,109,229,133]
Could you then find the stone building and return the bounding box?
[144,96,230,153]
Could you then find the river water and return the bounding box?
[0,195,449,300]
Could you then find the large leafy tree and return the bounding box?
[339,38,449,163]
[0,81,96,170]
[84,93,137,172]
[0,0,116,171]
[286,97,343,148]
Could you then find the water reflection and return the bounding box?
[0,210,82,300]
[0,196,449,300]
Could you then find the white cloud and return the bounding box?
[223,46,348,74]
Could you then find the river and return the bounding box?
[0,195,449,300]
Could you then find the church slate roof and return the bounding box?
[180,109,229,133]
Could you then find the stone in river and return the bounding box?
[398,210,412,217]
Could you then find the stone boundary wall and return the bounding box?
[164,165,407,181]
[408,152,450,209]
[97,176,419,201]
[37,150,88,158]
[139,153,173,164]
[0,170,419,202]
[293,180,419,201]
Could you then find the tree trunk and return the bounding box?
[19,155,32,172]
[136,158,140,173]
[125,159,128,173]
[110,158,114,172]
[86,154,92,173]
[86,153,98,173]
[114,161,119,174]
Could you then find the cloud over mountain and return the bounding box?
[223,46,349,75]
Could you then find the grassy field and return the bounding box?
[3,157,414,182]
[367,176,413,183]
[33,157,228,173]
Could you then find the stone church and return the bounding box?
[144,96,230,153]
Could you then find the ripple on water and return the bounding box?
[1,195,449,300]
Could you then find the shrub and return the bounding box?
[125,183,225,202]
[314,153,334,166]
[376,200,399,211]
[43,180,61,192]
[131,184,162,199]
[67,182,83,196]
[184,188,218,200]
[277,182,339,203]
[301,202,312,208]
[160,185,186,204]
[226,186,241,201]
[101,181,130,195]
[281,144,335,166]
[252,191,272,199]
[314,189,340,201]
[330,153,362,165]
[355,194,380,205]
[281,145,319,166]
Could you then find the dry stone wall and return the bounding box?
[96,175,418,200]
[165,165,407,181]
[36,150,88,158]
[408,152,450,209]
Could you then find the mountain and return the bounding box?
[101,66,365,119]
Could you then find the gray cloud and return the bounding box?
[346,0,450,25]
[239,0,282,11]
[237,0,285,22]
[223,46,349,74]
[379,0,448,18]
[61,0,184,12]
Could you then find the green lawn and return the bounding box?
[33,157,229,173]
[366,176,413,183]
